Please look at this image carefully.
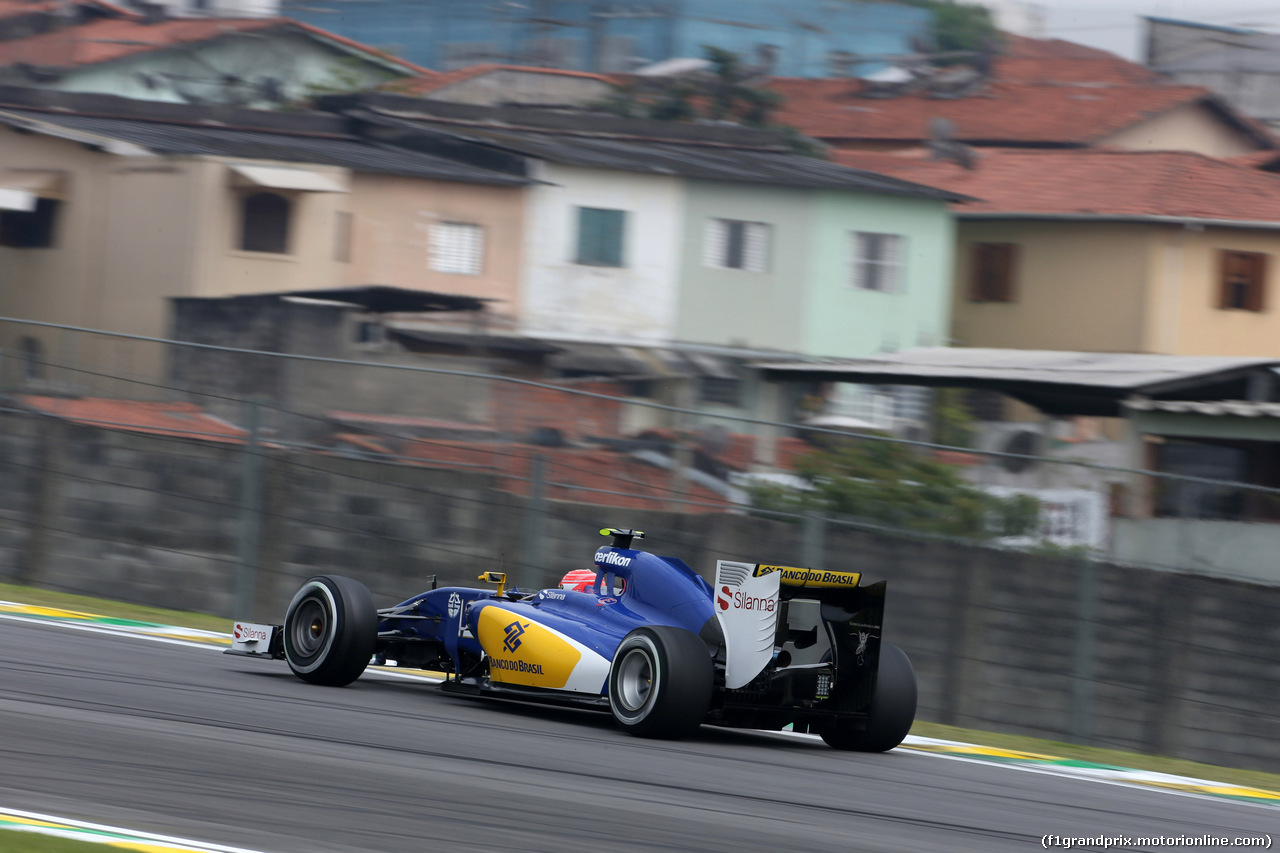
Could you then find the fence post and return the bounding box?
[234,399,263,620]
[1069,555,1098,744]
[519,453,547,586]
[801,510,825,568]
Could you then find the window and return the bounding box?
[575,207,626,267]
[704,219,769,272]
[1219,250,1267,312]
[0,197,59,248]
[334,211,353,263]
[851,232,905,292]
[429,221,484,275]
[970,242,1018,302]
[354,320,385,345]
[19,336,42,381]
[239,191,291,254]
[698,376,741,407]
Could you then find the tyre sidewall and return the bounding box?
[608,631,663,727]
[607,626,713,739]
[822,641,917,752]
[284,579,343,675]
[283,575,376,686]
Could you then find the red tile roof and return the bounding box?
[398,63,614,96]
[397,439,733,512]
[993,33,1164,85]
[769,76,1220,146]
[0,0,135,20]
[0,17,277,67]
[0,16,427,74]
[20,396,249,443]
[832,147,1280,224]
[767,33,1274,150]
[1229,150,1280,169]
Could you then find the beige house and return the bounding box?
[833,147,1280,358]
[0,88,528,382]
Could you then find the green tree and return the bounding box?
[749,438,1039,540]
[592,46,806,148]
[901,0,1000,61]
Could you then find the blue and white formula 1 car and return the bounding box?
[226,528,917,750]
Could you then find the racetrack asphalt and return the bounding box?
[0,617,1273,853]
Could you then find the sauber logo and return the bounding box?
[233,623,268,642]
[447,592,462,618]
[503,620,527,653]
[717,584,775,613]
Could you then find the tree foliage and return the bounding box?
[591,45,814,150]
[749,438,1039,540]
[901,0,1000,60]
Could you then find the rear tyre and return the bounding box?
[283,575,376,687]
[821,642,917,752]
[608,626,713,739]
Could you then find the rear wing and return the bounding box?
[714,561,885,694]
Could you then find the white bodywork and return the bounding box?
[229,621,276,655]
[713,560,781,689]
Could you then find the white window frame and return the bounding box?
[429,221,485,275]
[850,232,905,293]
[704,218,770,272]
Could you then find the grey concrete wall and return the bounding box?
[2,408,1278,773]
[168,297,495,441]
[1112,517,1280,585]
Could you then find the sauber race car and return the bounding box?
[226,528,917,750]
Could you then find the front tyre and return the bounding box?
[283,575,376,687]
[608,626,713,739]
[821,642,917,752]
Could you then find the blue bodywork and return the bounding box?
[376,544,717,691]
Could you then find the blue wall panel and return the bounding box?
[284,0,930,77]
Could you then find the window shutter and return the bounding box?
[744,222,768,272]
[601,209,624,266]
[972,243,1016,302]
[430,222,484,275]
[882,234,902,293]
[852,232,868,289]
[704,218,727,268]
[334,211,352,263]
[995,243,1016,301]
[577,208,599,264]
[852,232,902,292]
[1249,252,1268,312]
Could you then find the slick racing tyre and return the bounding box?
[284,575,377,687]
[608,626,713,739]
[821,642,917,752]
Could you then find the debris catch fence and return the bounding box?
[1,317,1277,773]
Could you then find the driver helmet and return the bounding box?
[559,569,624,594]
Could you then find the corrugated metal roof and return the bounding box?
[754,348,1280,390]
[753,348,1280,417]
[0,108,528,186]
[355,109,968,199]
[1124,399,1280,418]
